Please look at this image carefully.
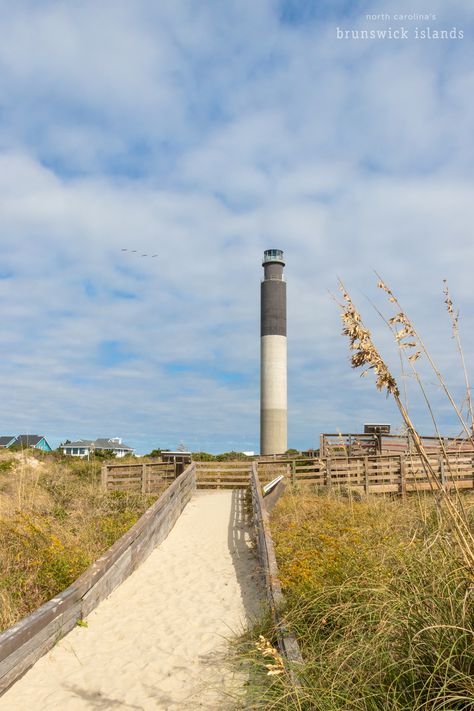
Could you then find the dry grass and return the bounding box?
[0,451,159,631]
[239,489,474,711]
[337,279,474,571]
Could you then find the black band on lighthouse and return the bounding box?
[261,280,287,336]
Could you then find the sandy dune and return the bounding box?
[0,490,264,710]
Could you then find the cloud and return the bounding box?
[0,0,473,452]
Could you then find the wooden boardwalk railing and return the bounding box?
[257,451,474,495]
[320,432,474,457]
[195,461,254,489]
[102,460,175,493]
[250,463,303,686]
[194,461,286,488]
[101,450,474,496]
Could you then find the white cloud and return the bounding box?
[0,0,473,452]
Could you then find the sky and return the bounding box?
[1,0,473,454]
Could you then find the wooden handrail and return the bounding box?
[249,463,303,684]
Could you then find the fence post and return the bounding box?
[101,464,108,491]
[399,455,406,498]
[439,456,446,488]
[320,434,325,458]
[142,463,147,494]
[326,458,332,490]
[364,456,369,495]
[291,460,296,486]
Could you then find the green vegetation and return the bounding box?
[192,450,251,461]
[0,452,158,632]
[0,459,14,474]
[240,489,473,710]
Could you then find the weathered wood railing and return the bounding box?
[258,451,474,495]
[250,463,303,685]
[195,461,255,488]
[320,432,474,457]
[102,460,176,493]
[0,463,196,695]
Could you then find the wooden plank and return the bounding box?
[0,587,80,663]
[0,601,82,692]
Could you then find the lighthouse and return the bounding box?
[260,249,287,455]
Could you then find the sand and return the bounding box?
[0,490,264,710]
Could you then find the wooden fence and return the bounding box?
[194,461,286,488]
[102,460,176,493]
[257,451,474,495]
[320,432,474,457]
[0,464,196,695]
[195,461,253,489]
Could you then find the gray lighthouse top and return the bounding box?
[262,249,285,266]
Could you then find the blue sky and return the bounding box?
[1,0,473,454]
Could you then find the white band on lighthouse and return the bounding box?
[260,335,287,454]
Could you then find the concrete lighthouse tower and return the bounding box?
[260,249,287,455]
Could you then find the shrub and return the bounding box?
[247,490,474,711]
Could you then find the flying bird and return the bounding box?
[120,249,158,259]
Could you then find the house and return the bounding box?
[0,436,17,449]
[0,435,52,451]
[62,437,134,458]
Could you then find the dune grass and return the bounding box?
[0,451,160,631]
[239,489,473,710]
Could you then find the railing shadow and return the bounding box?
[227,487,264,624]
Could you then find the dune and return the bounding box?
[0,489,264,710]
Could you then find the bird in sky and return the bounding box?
[120,249,158,258]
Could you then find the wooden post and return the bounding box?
[326,458,332,489]
[399,455,406,498]
[101,464,108,491]
[364,456,369,495]
[439,456,446,488]
[291,460,296,486]
[319,433,324,458]
[141,463,147,494]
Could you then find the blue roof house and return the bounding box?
[12,435,53,452]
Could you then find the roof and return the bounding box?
[62,440,94,448]
[94,438,134,451]
[0,436,16,447]
[62,438,134,451]
[15,435,45,446]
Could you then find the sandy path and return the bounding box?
[0,490,264,710]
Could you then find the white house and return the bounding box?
[62,437,134,458]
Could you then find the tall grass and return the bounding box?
[0,452,159,631]
[239,490,473,710]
